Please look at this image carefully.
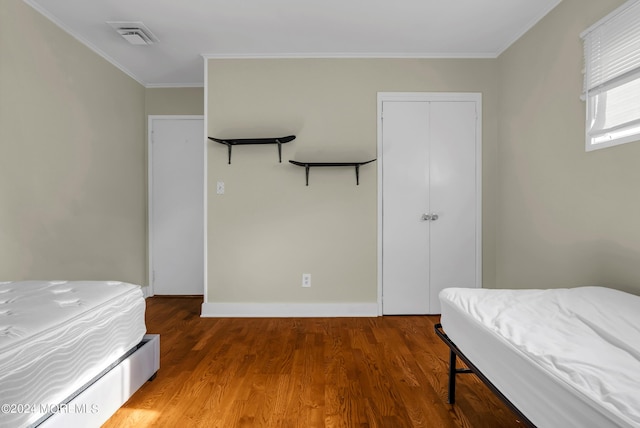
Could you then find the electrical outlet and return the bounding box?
[302,273,311,287]
[216,181,225,194]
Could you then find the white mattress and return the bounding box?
[0,280,146,428]
[439,286,640,428]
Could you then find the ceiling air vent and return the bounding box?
[107,21,158,45]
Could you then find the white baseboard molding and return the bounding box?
[201,302,379,317]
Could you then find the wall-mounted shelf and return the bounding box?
[289,159,376,186]
[208,135,296,164]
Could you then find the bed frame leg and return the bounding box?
[448,349,457,404]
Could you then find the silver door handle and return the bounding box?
[422,213,431,221]
[431,214,439,221]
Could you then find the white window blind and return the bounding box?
[581,0,640,151]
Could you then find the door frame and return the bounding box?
[147,115,205,297]
[376,93,482,315]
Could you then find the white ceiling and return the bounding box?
[24,0,562,88]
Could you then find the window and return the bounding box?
[581,0,640,151]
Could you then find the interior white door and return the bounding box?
[428,101,478,313]
[380,96,480,314]
[382,101,431,314]
[150,117,204,295]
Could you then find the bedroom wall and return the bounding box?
[495,0,640,295]
[12,0,631,301]
[206,58,499,308]
[0,0,146,284]
[145,87,204,116]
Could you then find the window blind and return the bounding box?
[581,0,640,150]
[582,0,640,96]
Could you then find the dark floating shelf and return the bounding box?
[208,135,296,164]
[289,159,376,186]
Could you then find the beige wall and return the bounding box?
[0,0,146,284]
[145,87,204,116]
[4,0,638,300]
[496,0,640,294]
[207,58,498,303]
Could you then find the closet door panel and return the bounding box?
[381,101,431,314]
[428,101,478,313]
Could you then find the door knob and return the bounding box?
[431,214,439,221]
[421,213,431,221]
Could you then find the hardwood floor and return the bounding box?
[103,297,523,427]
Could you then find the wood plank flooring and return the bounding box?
[103,297,523,427]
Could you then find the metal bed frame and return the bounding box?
[434,323,536,428]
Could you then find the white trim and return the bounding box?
[376,99,384,316]
[203,60,209,304]
[376,92,483,315]
[147,117,154,297]
[147,115,205,298]
[586,132,640,152]
[376,92,482,102]
[201,302,379,318]
[202,52,498,60]
[145,82,205,89]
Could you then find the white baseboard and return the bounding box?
[201,302,379,317]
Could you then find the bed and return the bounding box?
[435,286,640,428]
[0,280,159,428]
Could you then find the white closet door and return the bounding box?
[380,95,480,315]
[150,117,205,295]
[382,101,431,314]
[428,101,478,313]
